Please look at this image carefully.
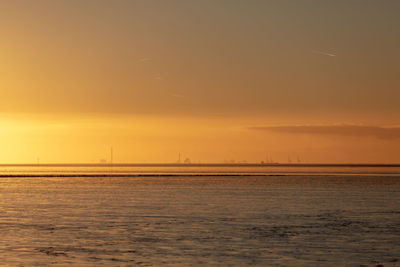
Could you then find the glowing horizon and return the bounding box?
[1,1,399,164]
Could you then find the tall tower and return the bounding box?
[111,147,113,164]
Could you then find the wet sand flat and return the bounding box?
[0,175,399,266]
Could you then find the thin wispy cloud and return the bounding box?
[170,93,185,98]
[249,125,400,139]
[137,57,152,63]
[312,50,337,57]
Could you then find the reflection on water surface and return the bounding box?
[0,170,399,266]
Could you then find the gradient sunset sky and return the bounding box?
[1,0,399,163]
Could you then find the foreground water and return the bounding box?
[0,167,399,266]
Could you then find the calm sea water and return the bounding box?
[0,166,399,266]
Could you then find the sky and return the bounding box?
[0,0,399,163]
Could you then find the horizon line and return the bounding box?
[1,163,400,168]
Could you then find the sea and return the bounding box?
[0,164,399,266]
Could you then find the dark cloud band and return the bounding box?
[249,125,400,139]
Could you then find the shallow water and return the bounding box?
[0,174,399,266]
[1,164,400,176]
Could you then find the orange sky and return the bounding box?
[0,1,399,163]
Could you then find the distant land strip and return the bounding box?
[0,174,290,178]
[0,163,400,168]
[1,172,400,178]
[1,173,400,178]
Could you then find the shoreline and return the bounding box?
[1,163,400,168]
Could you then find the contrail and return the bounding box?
[312,50,337,57]
[171,93,185,98]
[137,57,152,63]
